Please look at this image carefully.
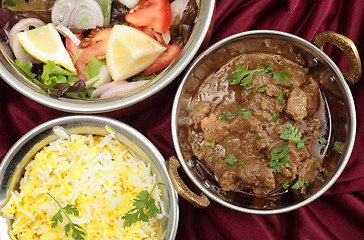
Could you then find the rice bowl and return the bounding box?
[0,116,178,239]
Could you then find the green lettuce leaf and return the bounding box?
[85,56,105,81]
[1,0,26,8]
[15,59,35,79]
[95,0,112,26]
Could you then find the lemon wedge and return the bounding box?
[17,23,76,72]
[106,25,166,81]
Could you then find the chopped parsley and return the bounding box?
[268,113,277,122]
[257,62,290,85]
[292,176,304,189]
[269,144,290,173]
[122,185,159,228]
[283,181,291,189]
[218,112,231,122]
[333,141,345,153]
[47,193,86,240]
[319,137,327,146]
[204,141,215,147]
[284,177,309,190]
[228,64,258,91]
[257,85,266,93]
[223,155,244,169]
[218,105,252,122]
[255,135,263,140]
[237,105,253,119]
[280,124,305,150]
[277,89,287,105]
[228,62,290,91]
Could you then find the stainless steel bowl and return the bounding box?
[169,30,361,214]
[0,115,179,239]
[0,1,215,113]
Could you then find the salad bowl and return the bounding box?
[0,0,215,113]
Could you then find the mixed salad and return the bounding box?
[0,0,198,99]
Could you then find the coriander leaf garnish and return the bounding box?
[280,124,305,150]
[223,155,244,169]
[122,184,159,228]
[257,62,290,85]
[319,137,327,146]
[283,181,291,189]
[238,159,245,166]
[228,62,290,91]
[292,176,304,189]
[237,105,253,119]
[257,85,266,93]
[228,64,259,90]
[218,106,252,122]
[257,62,273,74]
[218,112,231,122]
[269,144,290,173]
[255,135,263,140]
[333,141,345,153]
[297,140,305,150]
[223,155,235,168]
[268,113,277,122]
[273,70,290,85]
[47,193,86,240]
[277,90,287,105]
[204,141,215,147]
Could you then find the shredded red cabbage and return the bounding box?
[0,8,24,38]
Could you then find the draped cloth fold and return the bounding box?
[0,0,363,239]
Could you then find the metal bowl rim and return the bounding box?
[0,0,216,113]
[171,29,357,214]
[0,115,179,239]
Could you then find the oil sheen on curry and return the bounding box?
[187,53,329,197]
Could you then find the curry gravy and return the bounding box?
[187,53,330,197]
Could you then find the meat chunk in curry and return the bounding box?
[187,53,326,197]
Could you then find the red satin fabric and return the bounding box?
[1,0,364,239]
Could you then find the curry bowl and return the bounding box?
[169,30,361,214]
[0,115,178,239]
[0,0,215,113]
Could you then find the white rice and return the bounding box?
[1,127,165,239]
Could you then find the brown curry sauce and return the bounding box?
[187,53,330,198]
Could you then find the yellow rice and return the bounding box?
[1,126,165,240]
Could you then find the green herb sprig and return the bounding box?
[280,124,305,150]
[204,141,215,147]
[283,176,309,190]
[218,105,253,122]
[228,64,258,90]
[228,62,290,91]
[47,193,86,240]
[268,113,277,122]
[333,141,345,153]
[255,135,263,140]
[122,185,159,228]
[291,176,304,189]
[257,86,266,93]
[223,155,244,169]
[258,62,290,85]
[319,137,327,146]
[283,181,291,189]
[277,89,287,105]
[269,144,290,173]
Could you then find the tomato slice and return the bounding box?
[140,42,182,75]
[125,0,172,34]
[66,28,111,81]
